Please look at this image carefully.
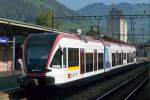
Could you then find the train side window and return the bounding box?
[68,48,79,67]
[51,49,62,68]
[119,53,122,65]
[116,51,118,66]
[134,51,136,59]
[86,53,93,72]
[121,52,123,65]
[112,53,115,67]
[94,50,97,71]
[127,53,129,63]
[132,53,134,62]
[63,48,66,68]
[98,53,103,69]
[130,53,132,63]
[124,53,126,60]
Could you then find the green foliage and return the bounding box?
[36,10,53,27]
[86,26,98,37]
[0,0,78,23]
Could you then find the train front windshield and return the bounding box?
[26,34,58,72]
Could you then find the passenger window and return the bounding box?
[127,53,130,63]
[119,53,122,65]
[116,52,119,66]
[51,49,62,68]
[133,51,136,59]
[94,50,97,71]
[68,48,79,67]
[124,53,126,60]
[86,53,93,72]
[112,53,115,67]
[112,53,118,67]
[63,48,66,68]
[98,53,103,69]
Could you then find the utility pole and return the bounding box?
[111,0,115,39]
[130,18,136,45]
[111,0,115,8]
[97,18,101,38]
[142,28,145,57]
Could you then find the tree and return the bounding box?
[86,26,98,37]
[36,9,53,28]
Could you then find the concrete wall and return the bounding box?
[107,18,128,42]
[120,19,128,42]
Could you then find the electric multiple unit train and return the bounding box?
[18,32,136,87]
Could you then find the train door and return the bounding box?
[104,47,111,71]
[80,48,85,74]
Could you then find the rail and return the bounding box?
[124,77,149,100]
[96,69,148,100]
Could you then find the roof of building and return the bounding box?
[0,18,52,33]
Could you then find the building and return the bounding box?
[0,36,13,71]
[0,18,51,72]
[107,8,128,42]
[136,40,150,57]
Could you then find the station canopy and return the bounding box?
[0,18,52,34]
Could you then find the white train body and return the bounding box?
[21,32,136,86]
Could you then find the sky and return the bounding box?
[57,0,150,10]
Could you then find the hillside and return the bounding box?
[0,0,78,23]
[78,3,150,15]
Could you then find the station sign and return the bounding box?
[0,37,9,44]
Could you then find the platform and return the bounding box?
[0,71,21,78]
[0,92,9,100]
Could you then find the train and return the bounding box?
[18,31,136,87]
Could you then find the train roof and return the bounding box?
[28,32,134,48]
[58,32,134,47]
[101,35,133,46]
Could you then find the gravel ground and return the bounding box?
[65,64,148,100]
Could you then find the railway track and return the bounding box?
[1,62,148,100]
[0,87,20,93]
[66,63,149,100]
[124,77,149,100]
[96,68,149,100]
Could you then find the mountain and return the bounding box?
[77,2,150,42]
[0,0,78,23]
[78,3,150,15]
[78,3,108,16]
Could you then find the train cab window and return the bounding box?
[86,53,93,72]
[51,49,62,68]
[98,53,103,69]
[63,48,66,68]
[68,48,79,67]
